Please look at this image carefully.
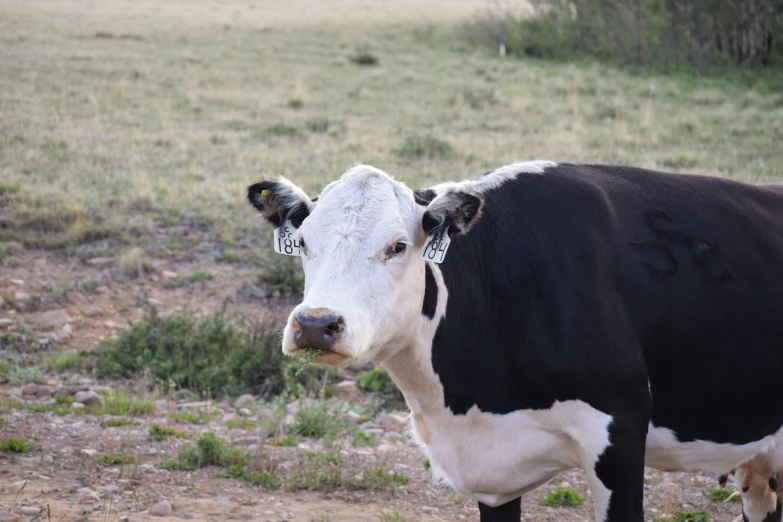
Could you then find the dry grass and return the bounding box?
[0,0,781,252]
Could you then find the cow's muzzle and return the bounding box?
[292,310,345,353]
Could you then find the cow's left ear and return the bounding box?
[247,177,313,228]
[420,190,484,238]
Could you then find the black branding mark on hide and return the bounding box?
[422,264,438,319]
[632,209,732,281]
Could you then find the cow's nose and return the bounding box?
[292,312,345,352]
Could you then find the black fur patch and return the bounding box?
[421,264,438,319]
[414,189,436,206]
[421,192,483,238]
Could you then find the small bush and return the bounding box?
[276,433,298,447]
[0,436,33,453]
[0,182,21,196]
[541,487,585,507]
[149,423,188,441]
[356,367,405,410]
[169,409,213,424]
[188,269,213,282]
[99,392,156,416]
[119,247,153,277]
[54,394,74,405]
[257,257,304,297]
[351,431,378,447]
[226,418,256,430]
[293,401,344,438]
[50,352,79,371]
[103,418,134,427]
[349,47,379,66]
[394,134,455,160]
[674,512,710,522]
[423,457,430,469]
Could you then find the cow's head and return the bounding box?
[722,469,782,522]
[247,165,483,366]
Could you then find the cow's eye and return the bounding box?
[392,242,406,255]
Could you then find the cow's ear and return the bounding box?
[247,177,313,228]
[420,190,484,238]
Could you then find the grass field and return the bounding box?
[1,0,781,253]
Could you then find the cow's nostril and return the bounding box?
[293,312,344,351]
[324,318,344,337]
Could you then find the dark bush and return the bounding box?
[467,0,783,70]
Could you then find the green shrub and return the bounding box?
[103,417,134,427]
[276,433,298,447]
[351,431,378,447]
[394,134,454,160]
[705,487,741,502]
[0,436,33,453]
[89,309,333,399]
[149,423,188,441]
[541,487,585,507]
[293,401,344,438]
[226,418,256,430]
[356,367,405,410]
[96,454,135,466]
[257,257,304,297]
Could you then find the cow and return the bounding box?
[247,161,783,522]
[720,464,782,522]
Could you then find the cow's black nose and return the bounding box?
[293,312,344,352]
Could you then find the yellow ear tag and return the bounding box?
[261,189,271,196]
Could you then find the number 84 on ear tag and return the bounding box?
[420,233,451,263]
[274,221,302,256]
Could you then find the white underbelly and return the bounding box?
[644,423,783,473]
[411,400,613,505]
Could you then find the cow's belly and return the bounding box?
[644,423,783,473]
[410,399,613,506]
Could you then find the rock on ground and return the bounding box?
[150,501,173,517]
[234,394,256,409]
[380,412,408,432]
[74,390,104,406]
[22,384,54,399]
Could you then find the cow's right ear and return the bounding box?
[247,177,313,228]
[420,189,484,239]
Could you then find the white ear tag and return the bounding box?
[420,233,451,263]
[273,220,302,256]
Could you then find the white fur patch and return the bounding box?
[428,160,556,196]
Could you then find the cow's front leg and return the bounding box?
[582,412,648,522]
[478,497,521,522]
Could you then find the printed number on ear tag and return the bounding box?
[420,233,451,263]
[273,220,302,256]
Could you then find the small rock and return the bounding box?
[376,443,396,453]
[150,501,172,517]
[336,380,358,400]
[20,507,40,516]
[78,489,100,504]
[380,412,408,432]
[95,285,111,294]
[162,270,178,279]
[82,306,103,318]
[173,389,197,401]
[12,291,31,306]
[53,385,89,396]
[42,454,54,464]
[66,292,88,305]
[71,402,85,410]
[52,324,72,341]
[128,515,144,522]
[22,384,54,399]
[218,399,235,413]
[103,320,122,329]
[0,512,20,522]
[10,279,24,285]
[559,481,571,489]
[0,318,13,327]
[74,390,104,406]
[343,410,363,423]
[234,394,256,410]
[38,310,71,328]
[87,257,113,267]
[80,448,97,457]
[238,408,252,417]
[280,513,291,521]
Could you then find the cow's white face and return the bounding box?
[247,164,483,366]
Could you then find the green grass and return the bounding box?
[162,432,281,487]
[188,269,213,282]
[98,392,156,416]
[292,401,344,438]
[276,433,298,447]
[169,409,213,425]
[673,512,710,522]
[149,423,188,441]
[351,431,378,447]
[422,457,430,469]
[0,436,33,453]
[103,417,135,427]
[96,453,135,466]
[226,418,256,430]
[541,487,585,507]
[54,394,74,405]
[705,487,741,502]
[356,367,406,410]
[0,0,780,256]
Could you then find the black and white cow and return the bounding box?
[247,161,783,522]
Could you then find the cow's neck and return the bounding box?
[380,261,449,416]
